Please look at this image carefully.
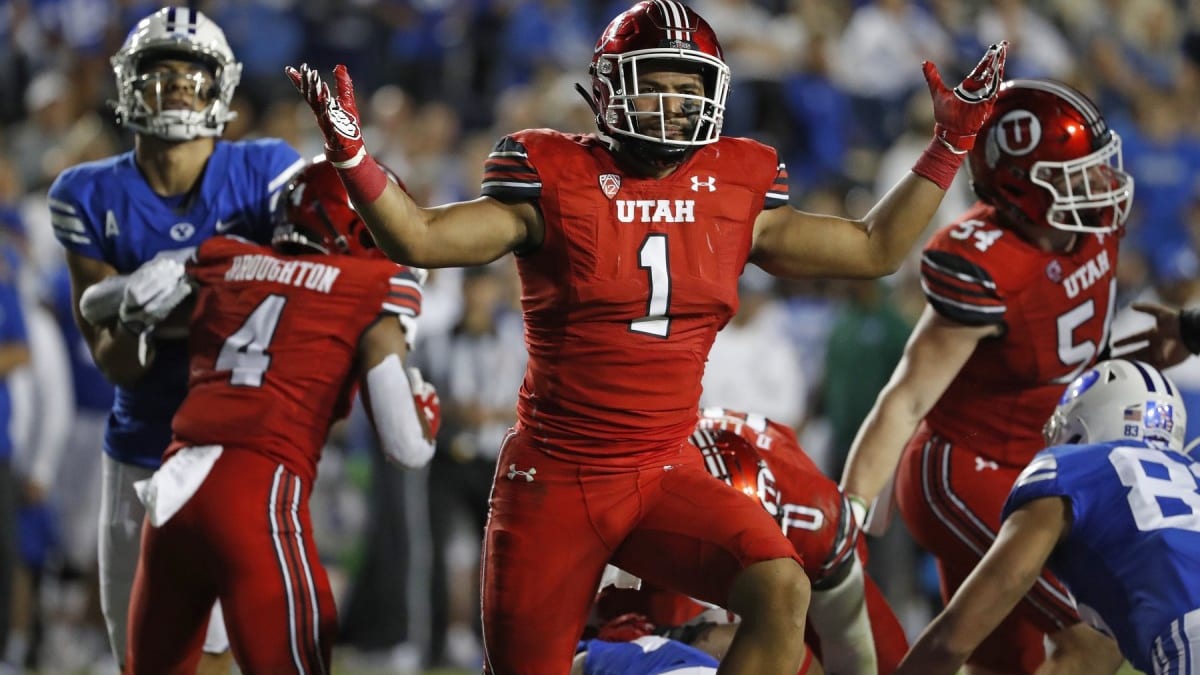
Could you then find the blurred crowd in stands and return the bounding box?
[3,0,1200,671]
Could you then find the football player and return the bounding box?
[50,7,303,672]
[123,158,437,673]
[841,79,1133,674]
[597,409,907,675]
[896,359,1198,675]
[288,2,1007,672]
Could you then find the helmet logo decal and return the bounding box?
[995,110,1041,157]
[599,173,621,199]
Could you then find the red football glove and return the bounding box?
[408,368,441,440]
[285,63,365,166]
[924,41,1008,154]
[597,613,656,643]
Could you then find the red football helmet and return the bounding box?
[588,0,730,167]
[968,79,1133,233]
[272,157,403,258]
[691,418,783,519]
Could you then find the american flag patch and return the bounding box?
[1123,406,1142,422]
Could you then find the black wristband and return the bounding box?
[1181,307,1200,355]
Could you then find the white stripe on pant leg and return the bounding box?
[269,467,306,674]
[286,475,327,675]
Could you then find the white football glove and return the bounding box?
[118,257,192,334]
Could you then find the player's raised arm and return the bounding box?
[287,64,538,268]
[750,42,1007,279]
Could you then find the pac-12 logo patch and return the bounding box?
[599,173,621,199]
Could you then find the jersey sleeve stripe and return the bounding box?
[388,287,422,305]
[920,279,1005,311]
[54,231,91,245]
[921,251,998,289]
[382,301,419,317]
[50,213,86,233]
[268,158,306,193]
[482,136,541,199]
[921,270,1003,302]
[48,198,77,214]
[920,250,1006,323]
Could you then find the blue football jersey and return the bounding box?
[47,139,303,468]
[579,637,718,675]
[1004,441,1200,673]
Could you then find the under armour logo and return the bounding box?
[690,176,716,192]
[975,457,999,472]
[506,464,536,482]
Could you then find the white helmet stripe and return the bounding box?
[1131,359,1174,396]
[654,0,689,41]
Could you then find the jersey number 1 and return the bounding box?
[215,294,287,387]
[632,234,671,337]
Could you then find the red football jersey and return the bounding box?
[171,236,423,480]
[481,130,789,460]
[692,408,857,582]
[920,203,1120,465]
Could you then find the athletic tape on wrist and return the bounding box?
[334,151,389,204]
[912,136,964,191]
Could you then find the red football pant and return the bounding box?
[482,428,800,674]
[895,423,1078,674]
[125,449,335,674]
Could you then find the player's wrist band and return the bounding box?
[847,494,869,529]
[1180,307,1200,355]
[333,149,389,204]
[911,135,965,191]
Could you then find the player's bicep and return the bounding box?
[423,196,541,265]
[750,207,876,279]
[358,313,410,373]
[364,186,538,267]
[939,497,1068,639]
[881,306,994,422]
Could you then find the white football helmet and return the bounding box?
[110,7,242,140]
[1044,359,1187,452]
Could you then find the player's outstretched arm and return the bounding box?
[750,42,1007,279]
[894,496,1067,675]
[1111,302,1199,370]
[287,64,537,268]
[357,315,438,468]
[840,307,996,520]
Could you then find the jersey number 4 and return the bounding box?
[215,294,287,387]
